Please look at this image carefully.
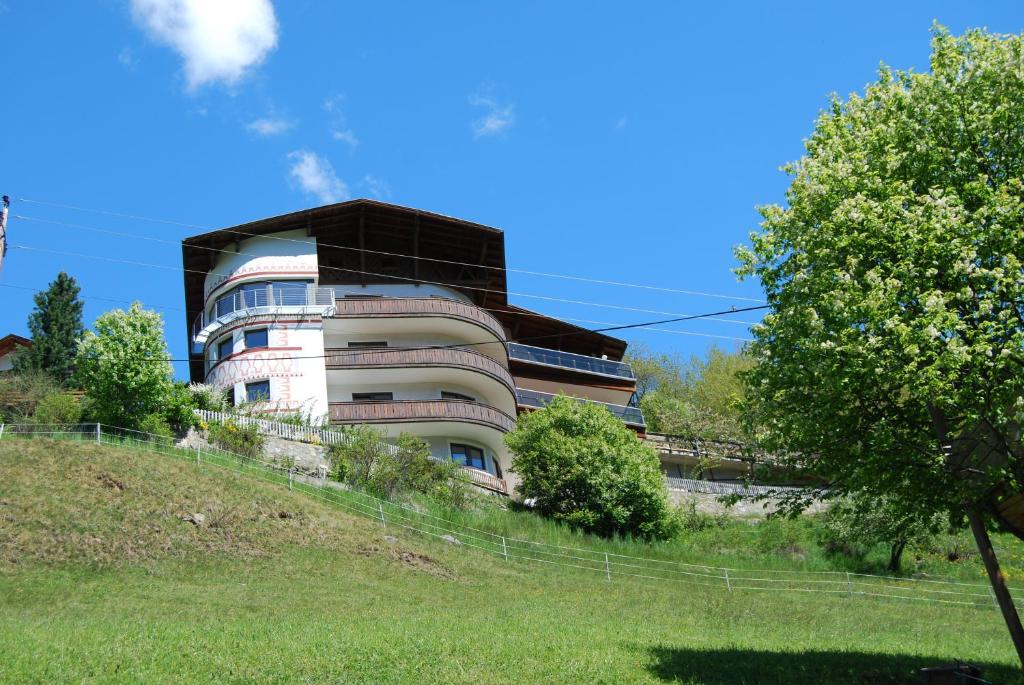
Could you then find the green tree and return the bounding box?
[627,344,753,442]
[824,492,943,572]
[74,302,173,429]
[734,26,1024,662]
[13,272,84,384]
[505,394,677,540]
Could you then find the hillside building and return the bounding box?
[182,200,643,494]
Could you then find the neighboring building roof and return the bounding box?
[0,334,31,357]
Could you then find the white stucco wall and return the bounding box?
[204,230,319,307]
[0,353,15,372]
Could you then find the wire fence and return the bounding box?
[0,422,1015,612]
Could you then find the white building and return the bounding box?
[183,200,643,494]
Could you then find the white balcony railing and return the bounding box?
[192,285,337,352]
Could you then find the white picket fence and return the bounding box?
[194,409,359,448]
[665,477,808,498]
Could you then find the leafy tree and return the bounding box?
[0,370,61,422]
[74,302,173,429]
[13,272,84,384]
[823,492,943,572]
[505,394,678,540]
[31,392,83,426]
[734,26,1024,662]
[627,344,753,442]
[327,425,468,505]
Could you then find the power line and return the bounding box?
[9,241,760,327]
[0,282,186,312]
[14,197,766,304]
[77,303,769,365]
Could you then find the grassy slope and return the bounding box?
[0,439,1020,684]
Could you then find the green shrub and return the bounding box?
[327,425,468,505]
[138,413,174,441]
[31,392,83,425]
[187,383,229,412]
[207,419,265,461]
[0,370,61,422]
[162,382,198,432]
[505,394,679,540]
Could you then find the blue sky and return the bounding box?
[1,1,1021,379]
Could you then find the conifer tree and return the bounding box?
[13,272,85,384]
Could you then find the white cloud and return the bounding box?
[361,175,392,200]
[118,47,138,70]
[247,116,293,136]
[130,0,278,90]
[287,150,349,204]
[331,128,359,148]
[469,86,515,138]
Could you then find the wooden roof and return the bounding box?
[181,199,629,377]
[0,334,31,358]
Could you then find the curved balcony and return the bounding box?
[328,398,516,433]
[331,296,506,347]
[192,285,336,353]
[324,346,515,398]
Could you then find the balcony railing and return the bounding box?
[507,343,635,380]
[192,285,336,351]
[333,296,506,342]
[515,388,646,428]
[328,398,517,433]
[324,346,514,395]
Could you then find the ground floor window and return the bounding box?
[450,443,486,470]
[245,380,270,403]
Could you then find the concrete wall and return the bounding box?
[203,230,319,305]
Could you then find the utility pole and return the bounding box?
[0,195,9,273]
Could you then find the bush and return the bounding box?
[162,382,199,432]
[207,419,265,461]
[0,370,61,422]
[188,383,229,412]
[31,392,83,425]
[327,425,468,505]
[505,394,678,540]
[138,413,174,441]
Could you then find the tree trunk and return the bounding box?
[969,508,1024,670]
[887,540,907,572]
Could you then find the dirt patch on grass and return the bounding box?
[357,543,456,579]
[96,473,127,491]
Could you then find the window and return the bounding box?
[244,328,269,348]
[450,443,486,470]
[441,391,475,402]
[347,341,388,349]
[217,336,233,361]
[351,392,394,402]
[224,387,236,407]
[245,380,270,403]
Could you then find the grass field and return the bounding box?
[1,438,1021,683]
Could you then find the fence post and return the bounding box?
[501,536,509,562]
[95,423,101,445]
[0,423,5,441]
[990,585,1000,610]
[604,552,611,581]
[846,572,853,596]
[378,502,386,528]
[725,569,732,592]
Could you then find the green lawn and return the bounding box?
[1,438,1020,683]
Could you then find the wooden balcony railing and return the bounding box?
[328,399,517,433]
[456,465,508,494]
[324,347,515,395]
[333,296,506,342]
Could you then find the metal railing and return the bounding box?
[507,342,635,380]
[0,422,1014,612]
[192,285,337,348]
[515,388,645,428]
[664,477,807,497]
